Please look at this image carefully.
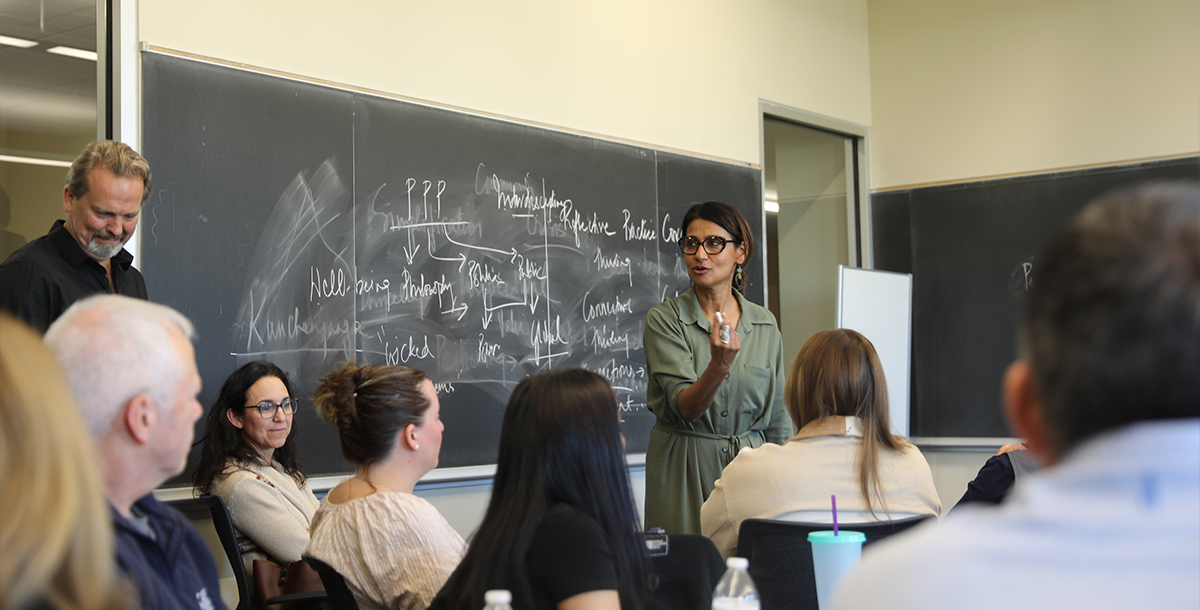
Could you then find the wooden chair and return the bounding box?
[735,515,933,610]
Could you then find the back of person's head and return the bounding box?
[786,328,891,429]
[44,295,195,439]
[194,361,305,494]
[0,314,130,610]
[1021,181,1200,459]
[440,368,646,610]
[495,368,629,509]
[786,328,904,515]
[312,362,429,466]
[65,140,152,203]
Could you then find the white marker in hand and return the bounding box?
[717,312,731,344]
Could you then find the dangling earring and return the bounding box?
[732,265,745,293]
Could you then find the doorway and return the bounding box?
[761,103,870,361]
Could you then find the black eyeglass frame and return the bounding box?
[239,398,296,419]
[677,235,742,255]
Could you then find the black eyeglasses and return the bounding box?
[241,398,295,419]
[678,235,740,255]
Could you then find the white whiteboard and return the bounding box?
[836,265,912,436]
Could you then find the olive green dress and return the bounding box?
[643,287,793,534]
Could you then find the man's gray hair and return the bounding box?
[44,295,195,438]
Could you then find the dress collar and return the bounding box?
[790,416,864,441]
[676,286,773,336]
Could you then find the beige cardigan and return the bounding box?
[210,459,320,572]
[700,416,942,558]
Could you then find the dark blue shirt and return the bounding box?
[111,495,227,610]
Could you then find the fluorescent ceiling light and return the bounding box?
[764,200,780,213]
[0,154,73,168]
[0,35,38,48]
[46,45,97,61]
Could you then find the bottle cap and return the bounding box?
[725,556,749,570]
[485,590,512,605]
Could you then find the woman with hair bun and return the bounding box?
[701,329,940,558]
[304,363,465,610]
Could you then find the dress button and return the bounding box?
[721,447,729,453]
[721,410,728,417]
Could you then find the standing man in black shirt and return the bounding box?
[0,140,152,332]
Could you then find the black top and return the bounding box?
[0,219,147,332]
[429,503,619,610]
[526,504,619,610]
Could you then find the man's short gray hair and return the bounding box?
[44,295,195,438]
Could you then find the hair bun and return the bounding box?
[314,363,365,429]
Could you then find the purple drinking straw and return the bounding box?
[832,494,839,535]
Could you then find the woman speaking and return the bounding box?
[643,201,792,534]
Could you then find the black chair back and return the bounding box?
[649,534,727,610]
[304,557,360,610]
[198,494,329,610]
[735,515,933,610]
[198,494,254,610]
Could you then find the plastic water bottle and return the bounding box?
[483,590,512,610]
[712,557,760,610]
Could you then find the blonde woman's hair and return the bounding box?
[0,314,131,610]
[785,328,907,517]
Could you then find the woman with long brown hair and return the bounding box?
[700,328,940,558]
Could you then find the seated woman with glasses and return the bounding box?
[194,361,320,574]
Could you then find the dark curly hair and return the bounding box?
[193,361,306,494]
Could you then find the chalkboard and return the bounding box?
[139,50,764,483]
[872,157,1199,438]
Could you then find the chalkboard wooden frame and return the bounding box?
[139,47,766,486]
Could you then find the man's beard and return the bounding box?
[85,231,126,260]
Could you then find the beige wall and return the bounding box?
[0,130,95,257]
[868,0,1200,189]
[139,0,871,166]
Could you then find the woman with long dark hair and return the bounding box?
[643,201,793,535]
[432,369,648,610]
[304,363,465,610]
[193,361,318,573]
[701,329,940,558]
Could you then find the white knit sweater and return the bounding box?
[210,459,321,572]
